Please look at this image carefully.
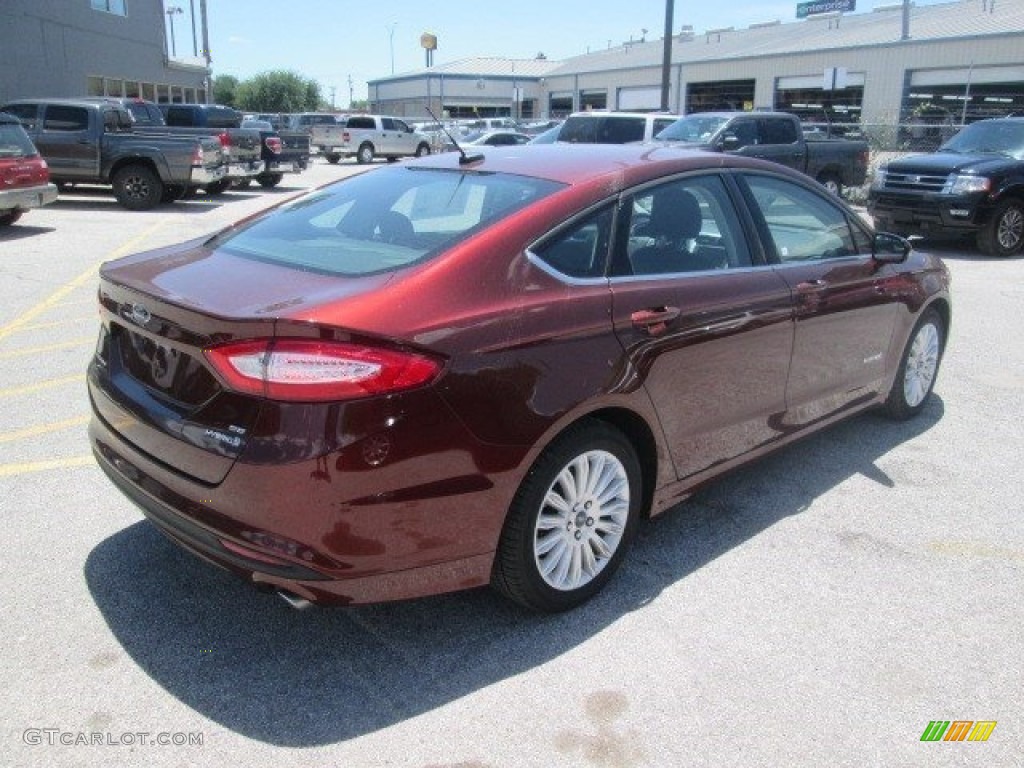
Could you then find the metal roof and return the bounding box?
[372,57,562,84]
[548,0,1024,76]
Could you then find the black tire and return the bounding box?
[356,143,374,165]
[112,164,162,211]
[415,143,431,157]
[492,420,642,612]
[0,209,24,226]
[817,171,843,197]
[204,179,231,195]
[883,308,945,420]
[325,154,341,164]
[257,173,283,188]
[233,179,252,189]
[976,198,1024,257]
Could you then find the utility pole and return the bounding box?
[329,86,336,109]
[387,23,397,74]
[348,75,354,109]
[660,0,674,110]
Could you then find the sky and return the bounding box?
[170,0,954,106]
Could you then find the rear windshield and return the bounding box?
[559,116,645,144]
[0,122,38,158]
[654,115,729,143]
[212,165,564,276]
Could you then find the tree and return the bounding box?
[212,75,239,107]
[234,70,322,112]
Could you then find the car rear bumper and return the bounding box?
[189,164,227,186]
[0,182,58,211]
[224,159,264,180]
[264,159,305,174]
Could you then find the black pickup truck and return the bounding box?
[652,111,869,196]
[868,117,1024,256]
[0,98,224,210]
[99,99,264,193]
[238,118,309,188]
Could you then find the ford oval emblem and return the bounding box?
[128,303,152,326]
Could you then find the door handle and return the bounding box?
[796,279,828,291]
[631,307,680,336]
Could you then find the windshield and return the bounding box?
[654,115,729,143]
[940,121,1024,159]
[212,166,564,277]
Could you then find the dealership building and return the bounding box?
[368,0,1024,132]
[0,0,210,105]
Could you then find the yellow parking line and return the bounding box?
[0,415,90,443]
[0,455,94,477]
[0,220,167,343]
[17,317,96,332]
[0,374,83,398]
[0,338,94,359]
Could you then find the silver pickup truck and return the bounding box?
[312,115,432,164]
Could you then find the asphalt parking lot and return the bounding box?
[1,159,1021,767]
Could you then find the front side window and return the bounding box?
[212,166,564,277]
[618,174,753,276]
[742,174,858,263]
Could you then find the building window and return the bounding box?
[91,0,127,15]
[86,76,104,96]
[579,89,607,111]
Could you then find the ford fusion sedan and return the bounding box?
[88,145,950,612]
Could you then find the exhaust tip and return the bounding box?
[276,589,314,610]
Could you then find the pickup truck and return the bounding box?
[868,117,1024,257]
[0,98,224,210]
[311,115,431,164]
[103,100,263,193]
[652,111,869,196]
[0,111,58,226]
[238,118,310,188]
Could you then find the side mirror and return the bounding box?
[872,232,911,264]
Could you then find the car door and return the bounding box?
[609,173,795,480]
[736,171,900,428]
[35,104,99,180]
[380,117,402,155]
[752,117,807,172]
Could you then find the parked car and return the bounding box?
[460,117,522,132]
[0,98,224,210]
[442,130,532,152]
[528,124,563,144]
[88,145,950,612]
[868,117,1024,256]
[237,118,310,188]
[652,111,869,196]
[311,114,432,164]
[288,112,342,135]
[557,111,678,144]
[0,111,58,226]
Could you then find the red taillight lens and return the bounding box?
[191,145,204,166]
[265,136,282,154]
[342,131,350,142]
[218,131,231,148]
[204,339,442,402]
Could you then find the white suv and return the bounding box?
[557,111,677,144]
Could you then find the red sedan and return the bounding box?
[88,144,950,611]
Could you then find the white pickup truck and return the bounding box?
[312,114,432,164]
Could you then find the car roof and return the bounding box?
[408,142,794,187]
[2,97,107,109]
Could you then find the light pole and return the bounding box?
[165,5,183,57]
[386,23,397,74]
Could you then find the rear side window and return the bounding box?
[532,206,614,279]
[0,122,38,158]
[164,107,194,126]
[43,106,89,132]
[761,118,798,144]
[346,116,375,130]
[213,166,564,276]
[205,107,241,128]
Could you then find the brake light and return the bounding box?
[218,131,231,148]
[204,339,442,402]
[191,145,204,166]
[265,136,282,154]
[342,131,350,142]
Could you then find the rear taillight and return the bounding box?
[218,131,232,148]
[342,131,350,142]
[204,339,442,402]
[265,137,282,154]
[191,145,204,166]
